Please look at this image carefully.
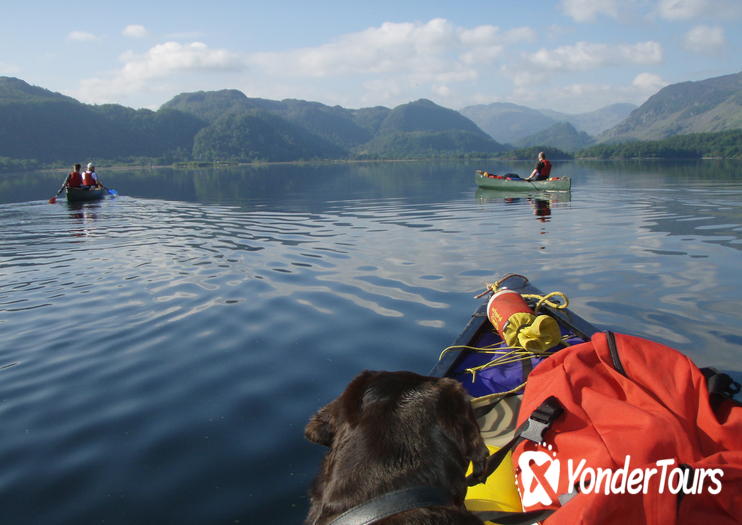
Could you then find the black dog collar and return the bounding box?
[325,486,453,525]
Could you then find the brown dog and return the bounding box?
[305,370,489,524]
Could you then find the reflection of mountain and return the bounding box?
[6,162,476,209]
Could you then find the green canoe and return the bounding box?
[66,187,106,202]
[475,170,571,191]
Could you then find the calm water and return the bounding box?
[1,160,741,524]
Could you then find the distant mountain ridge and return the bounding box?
[1,70,741,165]
[0,77,504,163]
[515,122,594,152]
[165,93,506,159]
[540,103,638,137]
[600,71,742,142]
[0,77,205,163]
[459,102,636,144]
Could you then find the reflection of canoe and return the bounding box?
[66,187,106,202]
[475,188,571,204]
[475,170,571,191]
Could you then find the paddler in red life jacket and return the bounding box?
[65,163,83,188]
[525,151,552,181]
[81,162,102,189]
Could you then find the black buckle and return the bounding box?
[703,368,741,399]
[521,396,563,443]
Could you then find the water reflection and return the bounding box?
[67,201,101,238]
[475,188,573,223]
[1,160,741,525]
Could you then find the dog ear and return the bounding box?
[305,370,378,447]
[436,378,490,485]
[305,400,338,447]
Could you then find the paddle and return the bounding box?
[48,179,67,204]
[103,185,118,197]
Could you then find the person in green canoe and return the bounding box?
[525,152,552,181]
[81,162,102,189]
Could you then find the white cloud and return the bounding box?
[526,41,662,71]
[683,25,726,54]
[241,18,534,106]
[632,72,668,92]
[658,0,708,19]
[247,19,530,78]
[67,31,97,42]
[560,0,621,22]
[123,25,148,38]
[657,0,741,20]
[76,41,243,104]
[510,74,668,113]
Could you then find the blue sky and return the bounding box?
[2,0,740,113]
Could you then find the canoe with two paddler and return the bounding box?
[475,170,571,191]
[66,187,107,202]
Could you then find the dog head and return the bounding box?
[305,370,489,524]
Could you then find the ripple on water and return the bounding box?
[1,164,741,523]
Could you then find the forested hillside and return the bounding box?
[2,71,741,169]
[601,71,742,142]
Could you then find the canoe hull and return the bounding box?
[475,171,571,191]
[429,274,596,515]
[430,274,596,380]
[66,187,106,202]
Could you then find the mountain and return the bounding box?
[0,76,80,104]
[359,130,504,158]
[601,71,742,142]
[192,110,347,162]
[0,77,205,162]
[360,99,505,157]
[515,122,594,152]
[0,77,503,164]
[459,102,557,143]
[163,93,504,158]
[379,98,484,135]
[163,91,379,149]
[459,102,636,144]
[539,103,636,136]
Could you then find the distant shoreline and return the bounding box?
[32,155,740,174]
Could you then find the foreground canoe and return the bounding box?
[430,274,596,516]
[475,170,571,191]
[430,274,741,519]
[431,274,596,391]
[66,187,106,202]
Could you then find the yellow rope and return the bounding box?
[451,278,575,389]
[440,332,575,386]
[521,291,569,311]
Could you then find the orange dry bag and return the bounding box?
[487,290,561,351]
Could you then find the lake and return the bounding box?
[1,159,741,524]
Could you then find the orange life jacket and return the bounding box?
[540,159,552,178]
[67,171,83,187]
[82,170,97,186]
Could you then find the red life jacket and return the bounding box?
[508,332,741,524]
[67,171,83,187]
[82,170,97,186]
[540,159,552,178]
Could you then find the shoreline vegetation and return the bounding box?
[6,129,742,175]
